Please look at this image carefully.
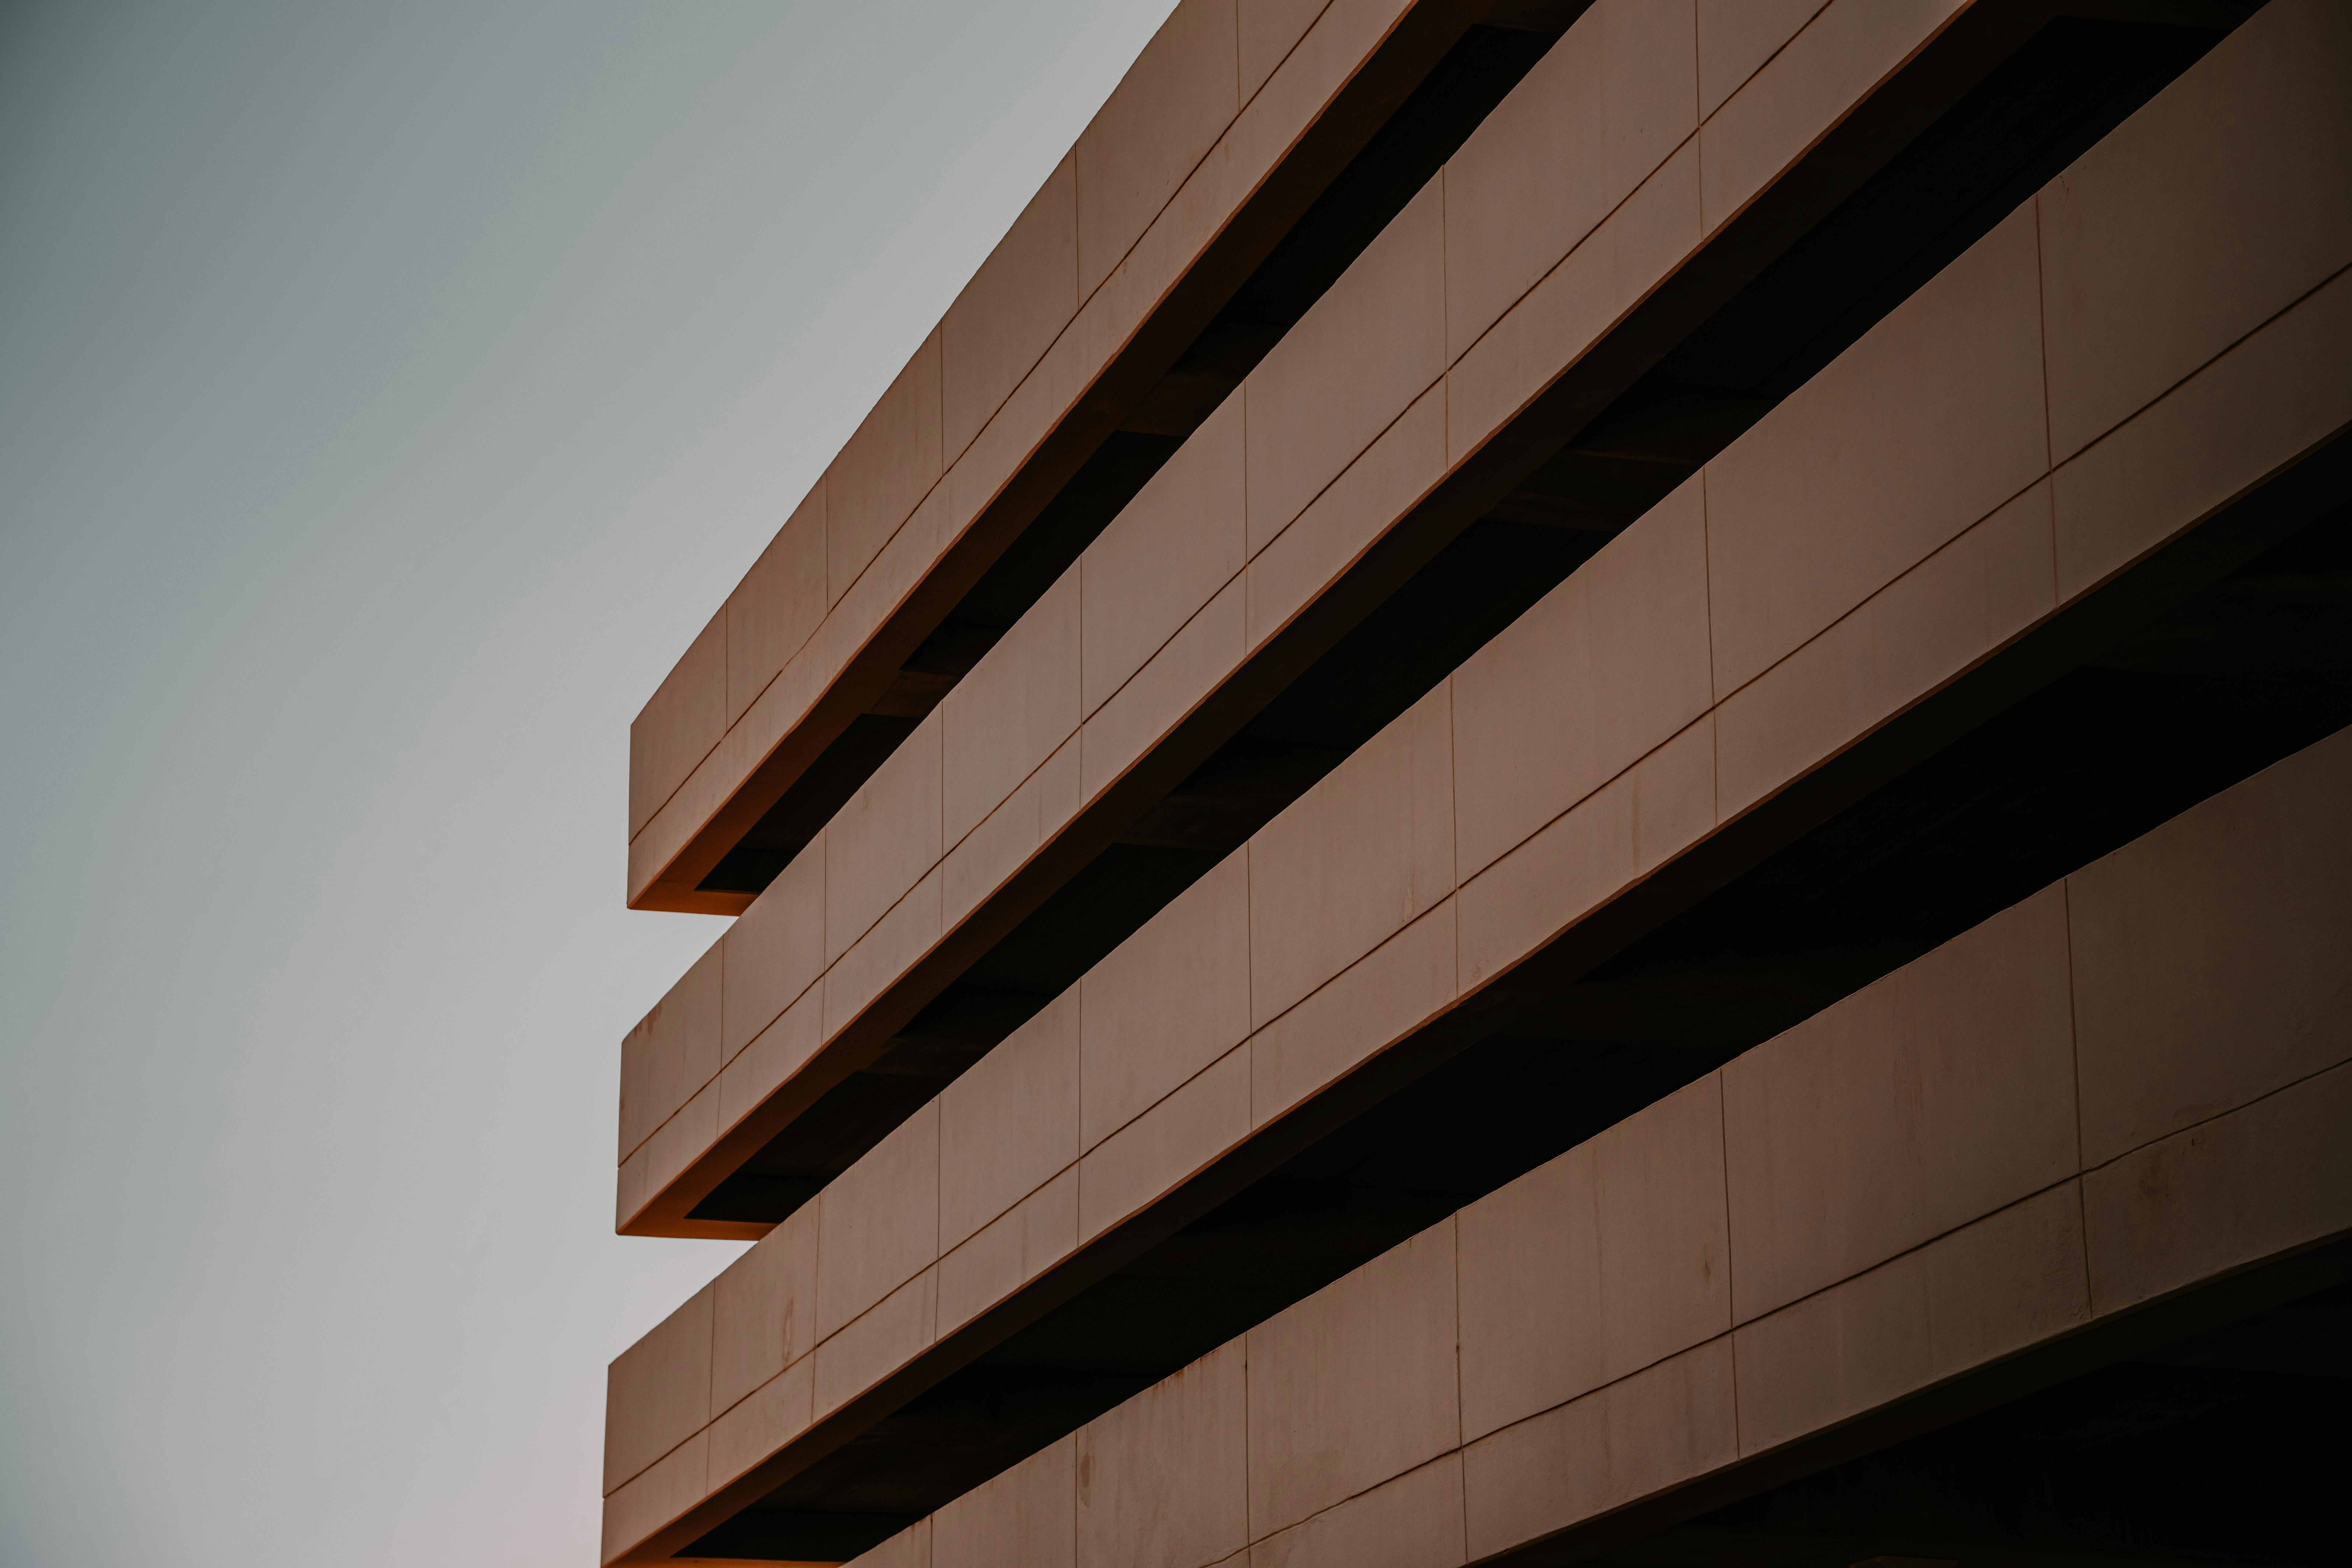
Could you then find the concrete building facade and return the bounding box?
[602,2,2351,1562]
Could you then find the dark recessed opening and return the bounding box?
[694,18,1575,898]
[685,335,2351,1563]
[686,10,2247,1231]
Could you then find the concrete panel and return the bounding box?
[1705,203,2048,697]
[1450,474,1713,879]
[2084,1061,2352,1316]
[1251,898,1456,1127]
[707,1353,814,1491]
[630,606,727,838]
[626,470,951,907]
[1082,395,1246,717]
[1077,1043,1250,1241]
[2053,260,2352,602]
[726,484,827,727]
[942,563,1080,847]
[1077,1339,1249,1568]
[939,1166,1079,1334]
[1247,180,1446,551]
[1444,137,1699,467]
[1714,478,2056,817]
[1732,1184,2090,1455]
[2070,726,2352,1169]
[600,1430,707,1566]
[711,1204,817,1415]
[621,933,723,1161]
[1076,0,1241,299]
[1246,383,1444,649]
[1080,575,1245,801]
[1591,1075,1733,1399]
[617,1145,647,1232]
[1697,0,1961,235]
[1458,1139,1602,1445]
[816,1100,941,1341]
[1696,0,1824,121]
[1082,853,1252,1148]
[643,1078,720,1207]
[604,1283,713,1494]
[1246,1219,1460,1539]
[942,732,1081,930]
[942,989,1081,1251]
[949,271,1097,531]
[1130,0,1412,360]
[1238,0,1328,106]
[1455,718,1714,992]
[818,472,959,683]
[1722,885,2080,1322]
[944,155,1080,461]
[1253,1454,1465,1568]
[1249,683,1454,1027]
[826,329,944,605]
[936,1434,1076,1568]
[718,986,821,1133]
[814,1266,938,1419]
[1630,712,1716,873]
[826,712,944,964]
[1458,1076,1729,1443]
[2038,0,2352,462]
[822,867,943,1039]
[1461,1338,1737,1563]
[721,835,824,1060]
[1443,0,1696,361]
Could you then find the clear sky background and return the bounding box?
[0,2,1174,1562]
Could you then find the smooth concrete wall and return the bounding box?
[627,0,1426,905]
[618,0,1996,1229]
[805,722,2352,1568]
[601,8,2352,1550]
[615,0,2352,1248]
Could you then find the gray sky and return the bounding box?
[0,2,1174,1562]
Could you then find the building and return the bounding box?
[600,2,2351,1563]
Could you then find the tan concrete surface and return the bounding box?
[1695,0,1825,121]
[1081,853,1252,1148]
[604,1284,713,1494]
[814,1101,939,1342]
[1076,1339,1249,1568]
[1080,395,1246,719]
[1697,0,1963,235]
[934,1434,1076,1568]
[941,563,1080,847]
[1245,179,1446,548]
[1442,0,1696,362]
[942,155,1080,462]
[2068,724,2352,1168]
[2039,0,2352,462]
[940,989,1081,1252]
